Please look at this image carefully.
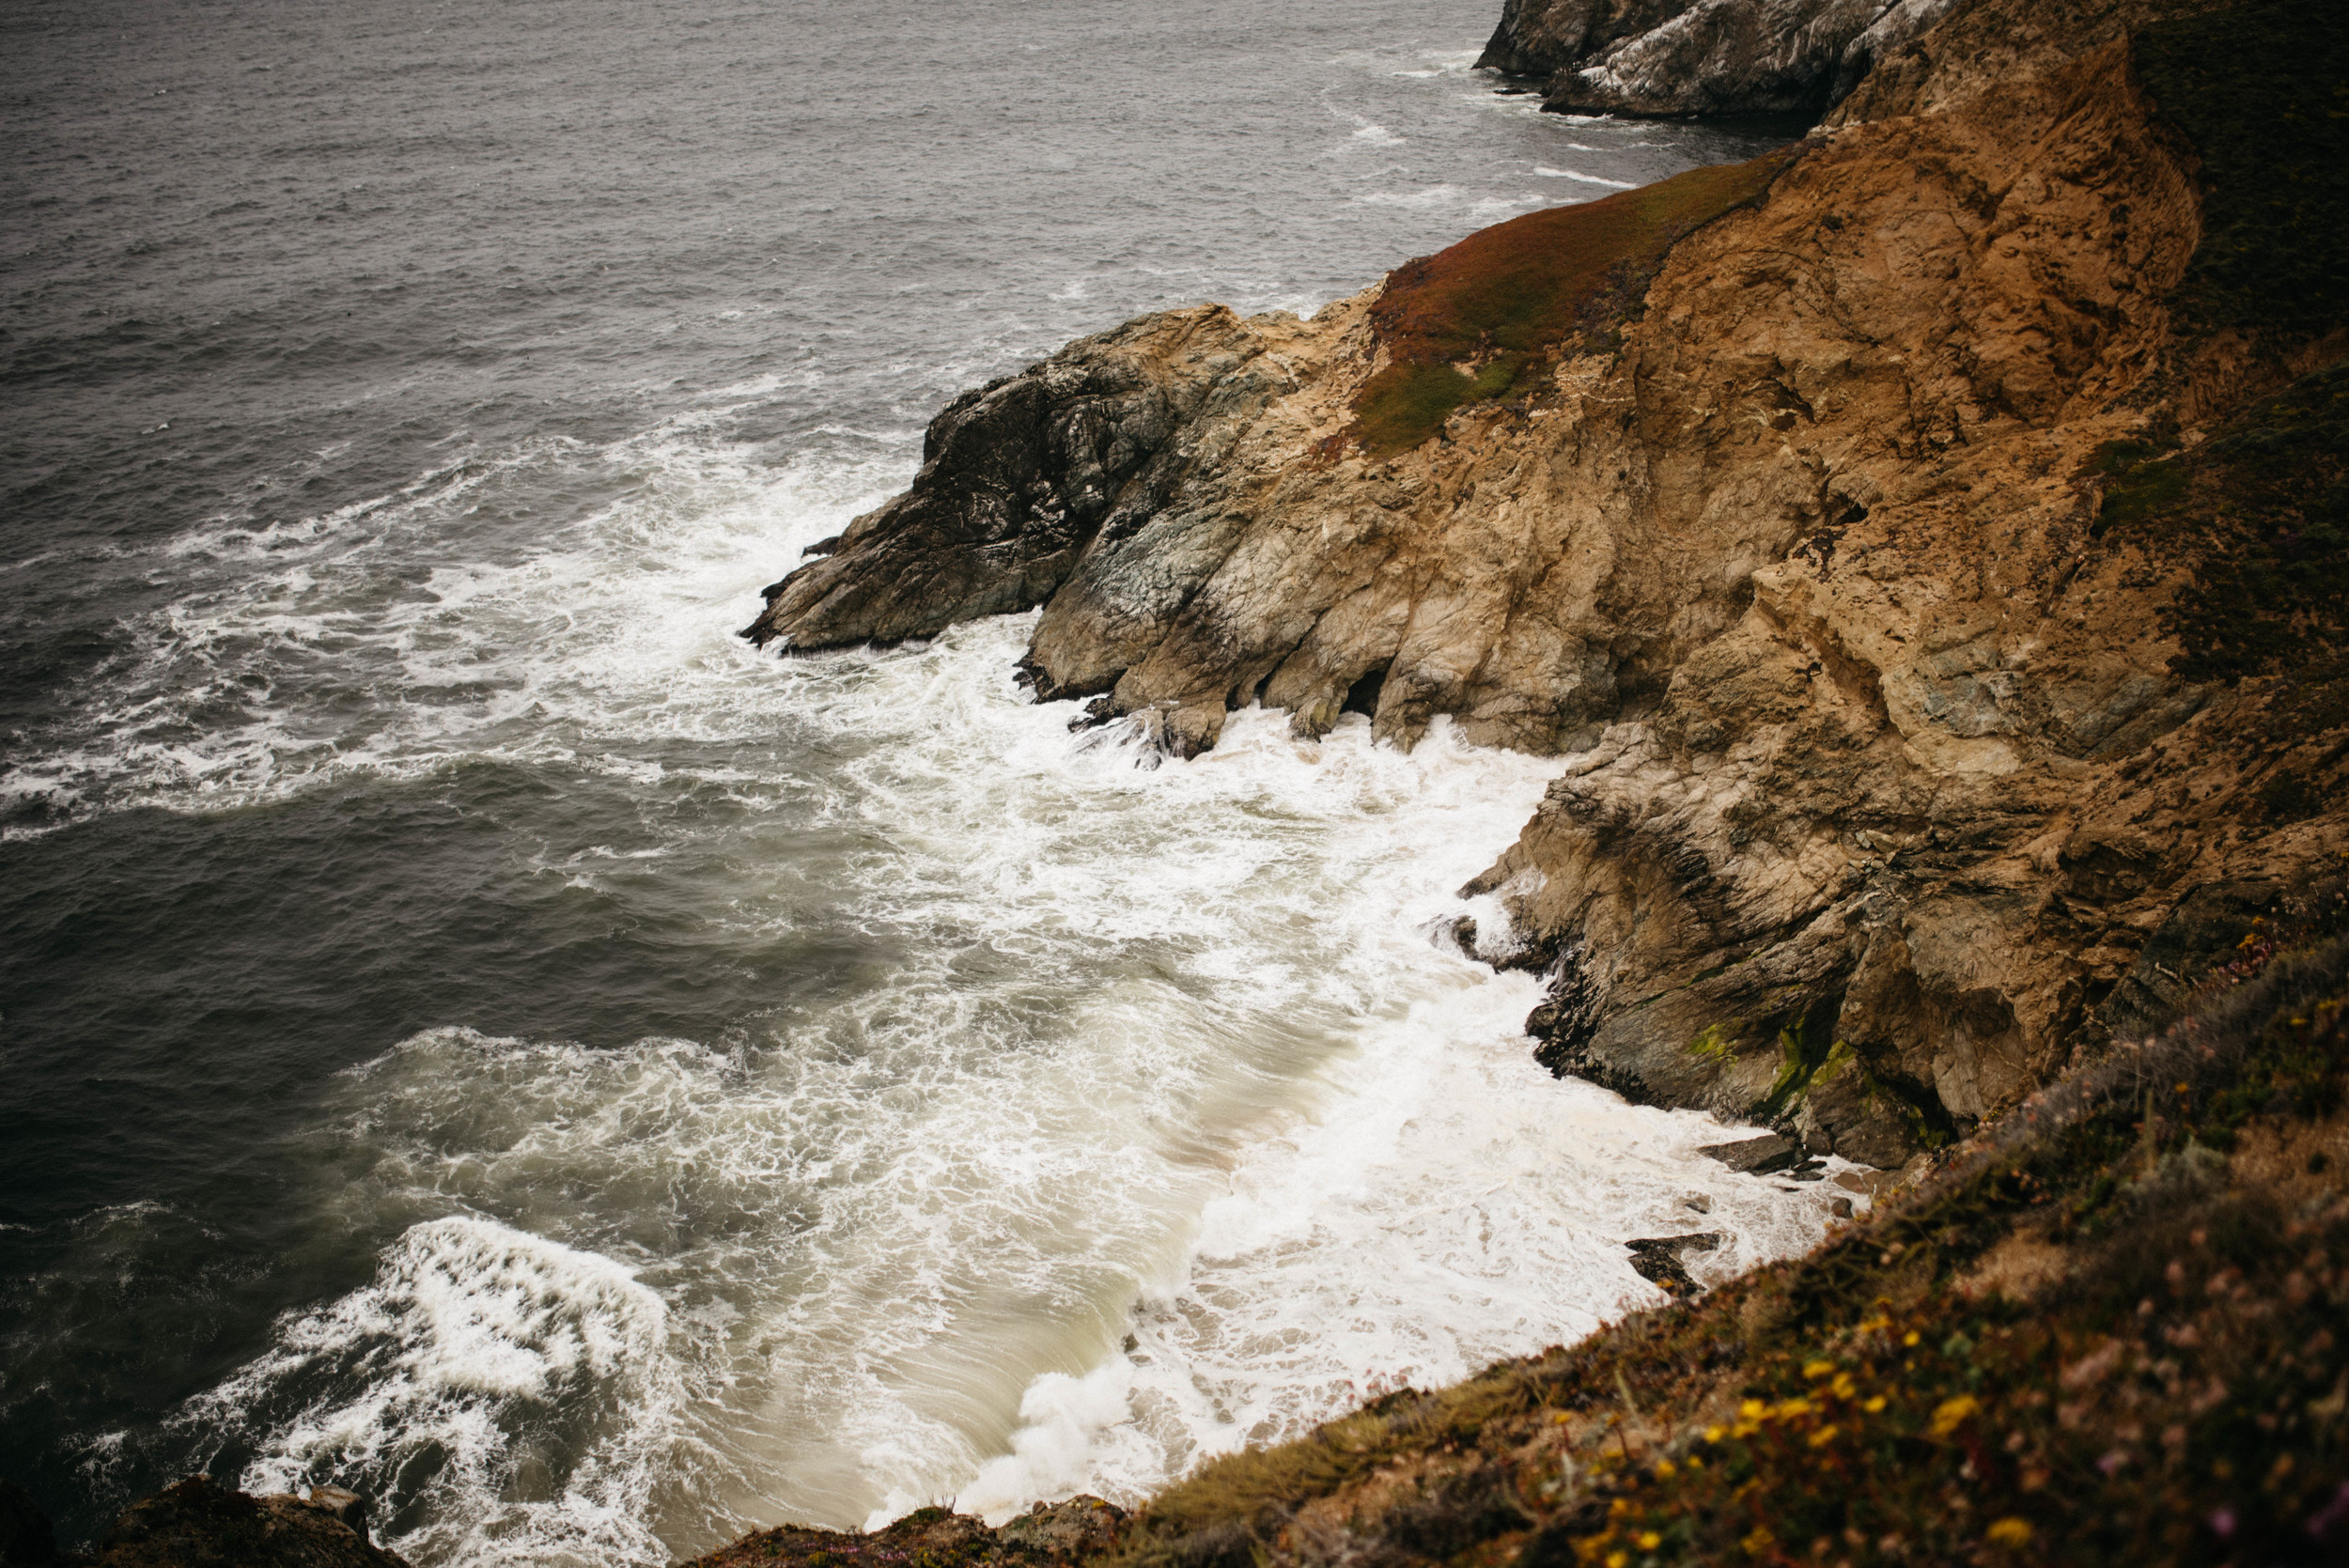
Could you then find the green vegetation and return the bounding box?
[1350,149,1805,457]
[2134,0,2349,334]
[1759,1003,1841,1120]
[1687,1023,1736,1067]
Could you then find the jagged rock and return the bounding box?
[1696,1134,1802,1173]
[741,309,1291,658]
[1626,1232,1724,1294]
[995,1497,1128,1559]
[83,1475,409,1568]
[682,1499,1129,1568]
[744,0,2349,1151]
[1475,0,1982,118]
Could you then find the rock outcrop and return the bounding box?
[1473,0,1982,119]
[2,1475,412,1568]
[746,0,2349,1172]
[680,1498,1128,1568]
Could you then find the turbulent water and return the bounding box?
[2,3,1820,1561]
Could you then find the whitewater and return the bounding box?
[0,2,1823,1561]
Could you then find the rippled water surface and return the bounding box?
[1,2,1815,1560]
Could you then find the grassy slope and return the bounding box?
[1348,149,1804,457]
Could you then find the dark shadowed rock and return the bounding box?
[741,306,1283,657]
[1626,1232,1724,1294]
[0,1481,59,1568]
[682,1498,1131,1568]
[86,1475,411,1568]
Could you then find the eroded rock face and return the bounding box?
[1474,0,1981,118]
[747,0,2349,1167]
[740,308,1289,652]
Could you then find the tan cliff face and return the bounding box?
[744,0,2349,1169]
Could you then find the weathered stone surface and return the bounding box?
[741,307,1292,654]
[1695,1134,1801,1173]
[83,1475,410,1568]
[681,1498,1128,1568]
[747,0,2349,1170]
[1476,0,1982,119]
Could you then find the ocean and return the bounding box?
[0,2,1812,1561]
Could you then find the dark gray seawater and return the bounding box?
[1,3,1809,1561]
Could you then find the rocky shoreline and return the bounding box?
[747,0,2345,1179]
[19,0,2343,1561]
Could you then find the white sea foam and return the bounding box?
[1534,167,1639,188]
[175,613,1855,1562]
[83,386,1862,1563]
[191,1215,680,1567]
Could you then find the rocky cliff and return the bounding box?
[747,0,2347,1180]
[1473,0,1978,119]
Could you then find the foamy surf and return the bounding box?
[188,1215,680,1568]
[4,11,1831,1556]
[163,616,1853,1563]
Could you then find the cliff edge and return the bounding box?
[746,0,2348,1179]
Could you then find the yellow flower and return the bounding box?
[1606,1554,1628,1568]
[1986,1517,2033,1548]
[1740,1526,1777,1557]
[1653,1459,1677,1480]
[1740,1399,1768,1421]
[1704,1425,1726,1444]
[1636,1533,1661,1550]
[1804,1359,1834,1380]
[1831,1372,1858,1400]
[1775,1398,1814,1420]
[1930,1395,1981,1436]
[1903,1330,1921,1347]
[1863,1395,1887,1413]
[1808,1423,1841,1447]
[1687,1455,1704,1470]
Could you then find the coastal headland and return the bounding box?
[24,0,2344,1563]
